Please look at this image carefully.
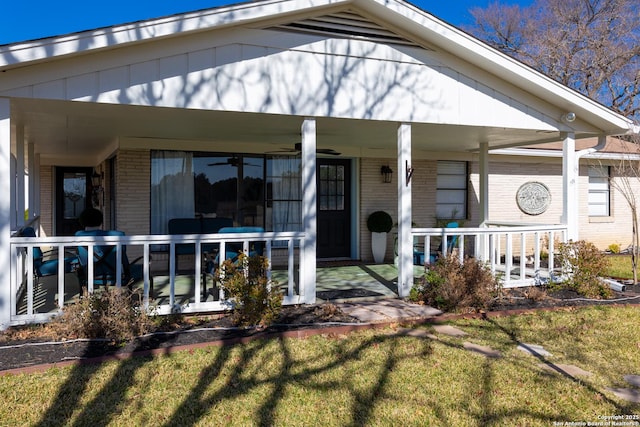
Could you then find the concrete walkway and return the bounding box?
[335,299,442,323]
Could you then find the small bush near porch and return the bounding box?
[1,306,638,425]
[410,254,501,312]
[215,253,283,327]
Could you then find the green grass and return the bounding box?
[1,306,639,426]
[605,255,635,279]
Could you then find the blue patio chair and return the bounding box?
[19,227,78,284]
[414,221,459,265]
[167,217,234,271]
[203,226,265,300]
[217,226,265,262]
[75,230,152,295]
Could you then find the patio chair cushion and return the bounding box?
[216,226,265,263]
[75,229,151,293]
[20,227,77,279]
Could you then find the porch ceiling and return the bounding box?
[12,98,567,164]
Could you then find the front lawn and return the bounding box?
[606,254,635,280]
[1,306,638,426]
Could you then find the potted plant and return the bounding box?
[367,211,393,263]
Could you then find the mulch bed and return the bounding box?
[1,284,639,374]
[0,305,362,373]
[492,283,640,311]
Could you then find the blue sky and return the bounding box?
[0,1,532,46]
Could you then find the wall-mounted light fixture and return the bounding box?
[380,165,393,183]
[562,112,576,123]
[91,168,104,206]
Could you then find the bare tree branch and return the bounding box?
[468,0,640,122]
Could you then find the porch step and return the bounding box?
[335,299,442,323]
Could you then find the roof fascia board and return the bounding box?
[490,147,640,161]
[355,0,635,134]
[0,0,350,68]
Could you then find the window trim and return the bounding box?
[435,160,468,220]
[588,165,611,218]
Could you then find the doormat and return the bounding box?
[317,288,384,300]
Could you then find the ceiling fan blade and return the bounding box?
[317,148,341,155]
[294,143,341,156]
[265,147,299,155]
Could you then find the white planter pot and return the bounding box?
[371,232,388,263]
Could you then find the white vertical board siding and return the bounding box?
[1,29,559,130]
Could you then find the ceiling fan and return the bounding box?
[207,155,259,167]
[267,142,341,156]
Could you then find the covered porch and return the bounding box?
[2,0,636,329]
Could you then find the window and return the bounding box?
[436,161,467,220]
[588,165,610,216]
[151,151,301,235]
[266,157,302,233]
[319,164,345,211]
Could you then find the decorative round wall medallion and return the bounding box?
[516,181,551,215]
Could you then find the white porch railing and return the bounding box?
[9,231,305,327]
[8,223,568,326]
[412,223,568,288]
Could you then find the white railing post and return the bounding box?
[534,231,541,273]
[143,243,151,306]
[169,243,176,308]
[57,245,65,309]
[505,233,512,286]
[490,232,496,275]
[194,242,202,304]
[26,247,34,315]
[548,231,555,277]
[288,238,295,297]
[518,233,525,281]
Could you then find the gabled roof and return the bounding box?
[0,0,636,138]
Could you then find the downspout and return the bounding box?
[575,134,607,160]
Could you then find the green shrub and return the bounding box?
[410,254,501,312]
[608,243,621,254]
[49,287,153,343]
[555,240,613,299]
[367,211,393,233]
[216,253,283,327]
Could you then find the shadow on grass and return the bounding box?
[471,313,631,414]
[31,314,635,426]
[33,333,182,427]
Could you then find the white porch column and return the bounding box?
[15,125,25,229]
[300,118,317,304]
[28,143,36,223]
[478,142,489,261]
[562,132,578,240]
[479,142,489,225]
[1,99,11,329]
[397,123,412,297]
